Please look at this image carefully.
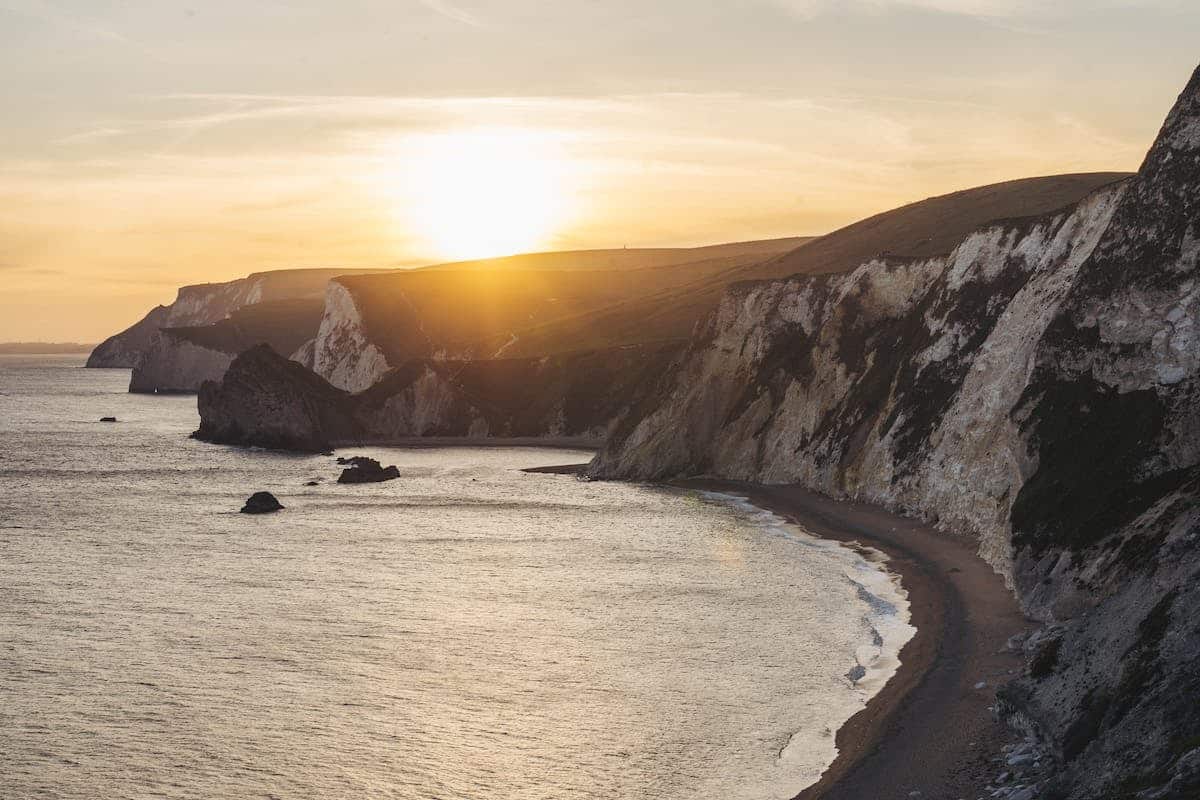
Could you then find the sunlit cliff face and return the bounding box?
[385,127,575,261]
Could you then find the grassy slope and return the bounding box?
[334,238,813,365]
[496,172,1133,357]
[410,237,812,272]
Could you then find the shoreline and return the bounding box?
[675,480,1028,800]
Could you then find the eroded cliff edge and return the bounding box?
[88,268,363,394]
[195,343,680,451]
[590,65,1200,799]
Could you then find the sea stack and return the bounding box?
[240,491,284,514]
[336,457,400,484]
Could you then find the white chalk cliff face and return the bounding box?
[592,184,1126,584]
[310,281,393,392]
[88,269,358,385]
[592,65,1200,800]
[87,277,270,369]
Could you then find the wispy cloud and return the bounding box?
[417,0,484,27]
[46,92,641,145]
[54,126,127,145]
[0,0,128,42]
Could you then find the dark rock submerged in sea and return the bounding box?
[240,491,284,514]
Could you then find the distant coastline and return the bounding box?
[0,342,94,355]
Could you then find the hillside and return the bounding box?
[494,172,1132,358]
[412,237,811,272]
[305,238,811,391]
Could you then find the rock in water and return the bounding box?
[99,416,117,422]
[240,491,284,514]
[336,456,377,467]
[336,457,400,484]
[194,344,356,452]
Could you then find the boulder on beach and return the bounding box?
[100,416,117,422]
[336,456,400,484]
[240,491,284,514]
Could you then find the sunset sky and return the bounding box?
[2,0,1198,341]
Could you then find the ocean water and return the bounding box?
[0,355,914,800]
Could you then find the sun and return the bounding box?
[396,127,572,262]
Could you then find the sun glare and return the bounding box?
[396,128,572,262]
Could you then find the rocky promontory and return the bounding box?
[88,268,353,370]
[195,342,680,452]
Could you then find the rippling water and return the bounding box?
[0,355,913,799]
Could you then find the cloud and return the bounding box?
[417,0,484,27]
[0,263,64,275]
[55,126,127,145]
[0,0,128,42]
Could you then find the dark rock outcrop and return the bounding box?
[336,457,400,484]
[195,345,358,452]
[194,342,680,452]
[589,64,1200,799]
[240,491,283,514]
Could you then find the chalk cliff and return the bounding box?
[590,65,1200,799]
[195,343,680,451]
[127,297,326,394]
[302,184,1124,392]
[87,267,362,389]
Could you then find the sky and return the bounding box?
[1,1,1198,341]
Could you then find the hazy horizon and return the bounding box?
[3,0,1198,341]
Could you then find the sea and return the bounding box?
[0,354,914,800]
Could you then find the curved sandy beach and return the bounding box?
[677,481,1028,800]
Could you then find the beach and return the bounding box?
[526,465,1031,798]
[682,481,1029,800]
